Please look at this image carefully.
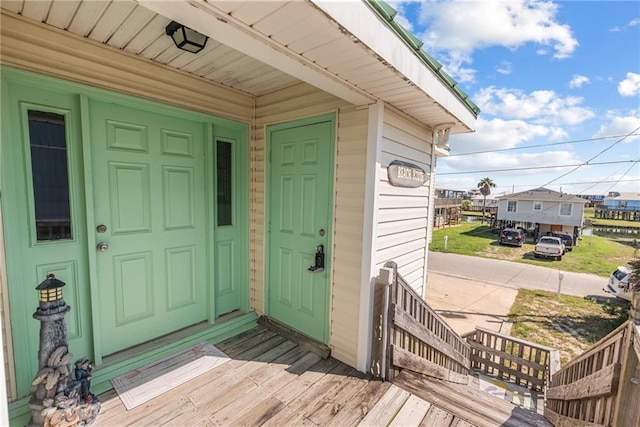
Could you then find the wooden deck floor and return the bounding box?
[94,325,550,426]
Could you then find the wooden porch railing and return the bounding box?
[371,261,471,384]
[544,319,640,426]
[461,327,560,393]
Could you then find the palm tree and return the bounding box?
[477,177,496,224]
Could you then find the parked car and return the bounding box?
[604,266,633,301]
[499,228,525,247]
[551,231,574,252]
[534,236,564,260]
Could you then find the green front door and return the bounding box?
[89,100,207,355]
[268,118,333,343]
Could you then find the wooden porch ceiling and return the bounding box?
[0,0,475,132]
[95,325,550,427]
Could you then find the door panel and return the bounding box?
[89,100,207,355]
[213,137,246,316]
[268,121,332,342]
[1,85,92,397]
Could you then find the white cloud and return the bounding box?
[592,111,640,143]
[436,50,476,83]
[629,18,640,27]
[618,72,640,97]
[447,116,562,154]
[473,86,595,126]
[387,1,415,32]
[496,61,512,75]
[446,150,578,175]
[416,0,578,58]
[402,0,578,82]
[569,75,590,89]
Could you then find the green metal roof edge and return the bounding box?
[365,0,480,117]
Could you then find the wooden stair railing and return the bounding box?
[371,261,471,383]
[544,319,640,427]
[461,327,560,393]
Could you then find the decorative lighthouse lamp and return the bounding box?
[28,274,100,427]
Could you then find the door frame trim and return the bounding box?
[264,112,336,344]
[1,66,251,368]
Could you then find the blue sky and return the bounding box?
[390,0,639,196]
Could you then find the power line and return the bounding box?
[602,158,640,195]
[576,159,640,195]
[447,134,639,157]
[541,126,640,187]
[438,160,637,175]
[435,178,640,192]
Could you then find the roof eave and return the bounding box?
[311,0,477,131]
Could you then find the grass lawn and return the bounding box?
[430,222,636,277]
[508,289,629,365]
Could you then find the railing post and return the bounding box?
[371,267,394,380]
[630,291,640,324]
[383,261,397,381]
[612,293,640,426]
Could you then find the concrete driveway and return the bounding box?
[425,272,518,335]
[425,251,613,335]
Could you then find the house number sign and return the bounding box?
[387,160,427,188]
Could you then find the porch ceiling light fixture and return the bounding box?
[165,21,208,53]
[433,122,455,150]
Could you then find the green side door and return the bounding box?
[89,100,207,355]
[268,119,333,343]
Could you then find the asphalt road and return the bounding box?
[427,251,613,299]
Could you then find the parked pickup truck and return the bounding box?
[534,236,565,260]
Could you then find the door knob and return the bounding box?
[97,242,109,252]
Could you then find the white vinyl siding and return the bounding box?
[330,107,368,365]
[497,200,585,227]
[375,109,432,296]
[255,82,366,367]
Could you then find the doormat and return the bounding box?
[477,373,537,411]
[111,342,230,410]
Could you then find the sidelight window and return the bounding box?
[27,110,72,241]
[216,140,233,226]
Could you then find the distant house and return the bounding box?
[580,194,605,208]
[496,188,589,240]
[434,188,464,228]
[470,194,500,208]
[595,192,640,221]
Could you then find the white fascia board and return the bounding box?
[313,0,476,129]
[137,0,375,106]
